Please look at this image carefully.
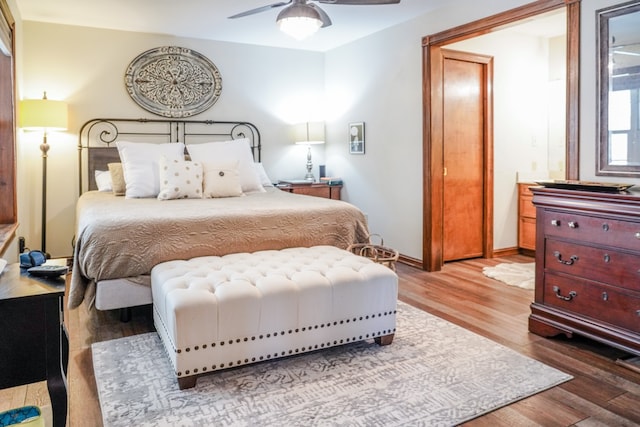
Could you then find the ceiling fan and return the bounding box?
[229,0,401,40]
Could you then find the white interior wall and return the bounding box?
[324,0,546,258]
[18,22,325,257]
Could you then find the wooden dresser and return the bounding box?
[529,187,640,356]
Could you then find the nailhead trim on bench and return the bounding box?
[168,310,397,377]
[171,310,397,355]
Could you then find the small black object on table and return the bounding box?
[0,262,68,427]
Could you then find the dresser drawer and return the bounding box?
[544,273,640,333]
[545,238,640,291]
[541,210,640,252]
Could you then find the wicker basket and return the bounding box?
[347,234,399,272]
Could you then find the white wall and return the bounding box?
[13,0,635,262]
[324,0,540,258]
[18,22,326,257]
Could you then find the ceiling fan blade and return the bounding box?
[308,4,333,28]
[228,1,292,19]
[317,0,401,5]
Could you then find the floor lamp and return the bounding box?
[294,122,325,182]
[19,91,68,256]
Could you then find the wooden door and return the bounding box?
[442,51,489,261]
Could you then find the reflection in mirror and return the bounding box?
[598,1,640,176]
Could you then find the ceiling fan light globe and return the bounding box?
[278,16,322,39]
[277,3,323,40]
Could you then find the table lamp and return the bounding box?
[294,121,324,182]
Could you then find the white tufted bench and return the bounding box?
[151,245,398,389]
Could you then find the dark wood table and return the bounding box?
[0,262,68,427]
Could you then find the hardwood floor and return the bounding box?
[3,255,639,426]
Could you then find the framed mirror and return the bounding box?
[597,1,640,176]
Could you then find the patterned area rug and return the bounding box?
[92,302,570,426]
[482,262,536,290]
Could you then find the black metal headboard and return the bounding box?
[77,118,261,194]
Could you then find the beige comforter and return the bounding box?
[69,188,369,309]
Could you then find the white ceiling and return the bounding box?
[15,0,454,52]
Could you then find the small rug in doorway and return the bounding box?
[92,301,570,427]
[482,262,535,290]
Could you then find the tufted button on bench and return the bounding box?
[151,245,398,389]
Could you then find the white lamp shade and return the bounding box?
[294,122,325,145]
[20,98,68,131]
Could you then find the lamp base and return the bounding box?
[304,173,315,182]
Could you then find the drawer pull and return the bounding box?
[602,223,609,231]
[551,219,561,227]
[553,286,577,301]
[602,292,608,301]
[636,232,640,239]
[603,254,610,263]
[568,221,578,229]
[553,251,579,265]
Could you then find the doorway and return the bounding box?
[422,0,580,272]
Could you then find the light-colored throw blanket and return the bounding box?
[70,188,369,309]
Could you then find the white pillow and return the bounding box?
[186,139,264,193]
[254,162,274,187]
[94,170,112,192]
[116,141,185,198]
[201,161,243,198]
[157,157,203,200]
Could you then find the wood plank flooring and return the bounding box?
[3,255,639,426]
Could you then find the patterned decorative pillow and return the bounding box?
[108,163,126,196]
[157,157,203,200]
[202,161,243,198]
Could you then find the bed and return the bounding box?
[71,118,370,312]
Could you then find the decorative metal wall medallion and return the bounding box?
[125,46,222,118]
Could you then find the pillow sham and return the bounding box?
[157,157,203,200]
[116,141,185,198]
[108,163,126,196]
[186,139,264,193]
[202,161,243,198]
[94,170,112,192]
[254,162,274,187]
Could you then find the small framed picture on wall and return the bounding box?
[349,122,365,154]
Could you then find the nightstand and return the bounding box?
[278,183,342,200]
[0,262,68,427]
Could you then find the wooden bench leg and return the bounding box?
[177,376,198,390]
[374,333,394,346]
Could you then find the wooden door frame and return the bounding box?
[422,0,581,272]
[441,49,494,263]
